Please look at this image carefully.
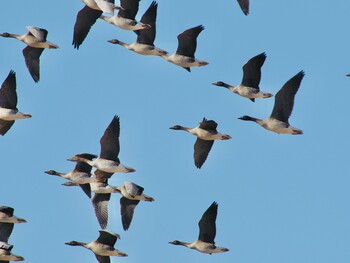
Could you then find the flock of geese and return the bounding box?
[0,0,324,262]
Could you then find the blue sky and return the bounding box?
[1,0,350,262]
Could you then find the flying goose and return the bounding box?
[72,0,123,49]
[169,202,229,254]
[0,242,24,262]
[239,71,305,134]
[65,230,127,262]
[162,25,208,72]
[170,118,231,168]
[68,116,135,174]
[100,0,151,31]
[0,206,26,245]
[107,1,168,56]
[0,26,59,82]
[237,0,249,15]
[212,52,272,102]
[44,153,98,198]
[0,71,32,136]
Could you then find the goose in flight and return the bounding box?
[100,0,151,31]
[169,202,229,254]
[107,1,168,56]
[212,52,272,102]
[0,206,26,244]
[162,25,208,72]
[0,26,59,82]
[239,71,305,134]
[0,71,32,136]
[65,230,127,262]
[68,116,135,174]
[72,0,123,49]
[170,118,231,168]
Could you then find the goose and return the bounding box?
[107,1,168,56]
[67,116,135,174]
[0,26,58,82]
[0,71,32,136]
[237,0,249,15]
[238,71,305,134]
[346,74,350,77]
[72,0,123,49]
[0,242,24,262]
[65,229,127,262]
[0,206,26,244]
[44,153,100,198]
[212,52,273,102]
[169,202,229,254]
[170,118,231,168]
[100,0,151,31]
[162,25,208,72]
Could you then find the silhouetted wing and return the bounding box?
[95,255,110,263]
[0,223,14,243]
[92,193,111,229]
[73,6,102,49]
[271,71,304,123]
[100,115,120,161]
[0,71,17,109]
[97,230,119,246]
[22,46,44,82]
[194,138,214,169]
[0,207,14,216]
[237,0,249,15]
[124,181,144,197]
[119,0,140,19]
[136,1,157,45]
[0,120,15,136]
[94,169,113,180]
[198,202,218,243]
[79,183,92,199]
[120,197,139,230]
[176,25,204,58]
[26,26,48,41]
[241,52,266,89]
[199,117,217,132]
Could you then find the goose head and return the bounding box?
[169,125,185,130]
[212,81,230,88]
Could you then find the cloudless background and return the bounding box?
[1,0,350,262]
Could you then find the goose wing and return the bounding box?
[120,197,140,230]
[194,138,214,169]
[198,201,218,244]
[26,26,48,42]
[92,193,111,229]
[237,0,249,15]
[100,115,120,162]
[241,52,266,89]
[95,255,110,263]
[0,207,14,217]
[22,46,44,83]
[95,0,115,14]
[73,153,96,173]
[176,25,204,58]
[270,71,304,123]
[0,120,14,136]
[136,1,157,45]
[0,71,17,110]
[95,169,114,180]
[97,230,120,246]
[119,0,140,19]
[124,181,144,197]
[73,6,102,49]
[199,117,217,132]
[0,223,14,243]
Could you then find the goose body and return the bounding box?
[0,26,58,82]
[83,0,122,14]
[212,53,272,102]
[170,118,231,168]
[100,0,150,31]
[169,202,229,254]
[162,25,208,72]
[107,2,168,56]
[239,71,305,134]
[66,230,127,262]
[0,71,31,135]
[67,116,135,175]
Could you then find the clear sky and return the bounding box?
[1,0,350,262]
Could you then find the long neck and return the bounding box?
[67,241,88,247]
[175,241,191,248]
